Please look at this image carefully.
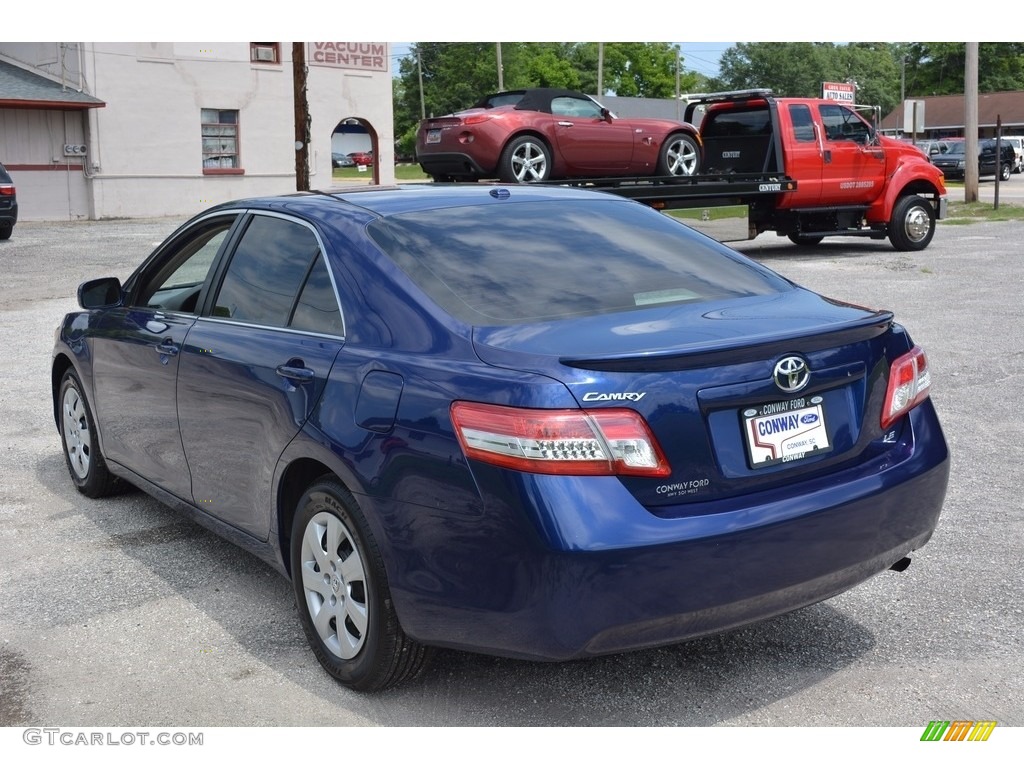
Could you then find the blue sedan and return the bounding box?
[52,184,950,691]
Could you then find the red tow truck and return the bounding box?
[561,89,948,251]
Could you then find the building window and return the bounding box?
[250,43,280,64]
[201,109,243,174]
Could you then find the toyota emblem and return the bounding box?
[774,356,810,393]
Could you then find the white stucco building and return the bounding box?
[0,42,395,221]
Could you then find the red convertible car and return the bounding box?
[416,88,702,183]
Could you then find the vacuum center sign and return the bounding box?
[309,43,388,72]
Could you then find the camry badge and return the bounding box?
[774,356,810,393]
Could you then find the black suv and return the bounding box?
[931,139,1016,181]
[0,162,17,240]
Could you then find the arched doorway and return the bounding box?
[331,117,379,184]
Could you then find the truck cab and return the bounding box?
[688,90,947,250]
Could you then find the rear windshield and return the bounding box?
[366,199,791,325]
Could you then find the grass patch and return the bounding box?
[944,200,1024,222]
[332,164,428,182]
[667,205,747,222]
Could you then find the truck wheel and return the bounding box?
[888,195,935,251]
[788,234,824,246]
[657,133,700,176]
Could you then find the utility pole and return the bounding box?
[597,43,604,97]
[497,43,504,91]
[964,42,979,203]
[292,42,310,191]
[417,48,426,119]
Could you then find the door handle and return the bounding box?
[276,364,315,383]
[557,121,574,127]
[155,339,179,356]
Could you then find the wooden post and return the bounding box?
[293,42,310,191]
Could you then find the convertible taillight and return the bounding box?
[450,402,670,477]
[881,346,932,429]
[463,114,495,126]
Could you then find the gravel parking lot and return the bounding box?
[1,210,1021,731]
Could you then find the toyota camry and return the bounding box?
[52,184,949,691]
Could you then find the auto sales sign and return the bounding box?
[822,82,856,103]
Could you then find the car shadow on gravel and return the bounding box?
[31,452,875,726]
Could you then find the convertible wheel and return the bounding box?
[888,194,935,252]
[498,136,551,183]
[290,478,431,691]
[59,369,118,497]
[657,133,701,176]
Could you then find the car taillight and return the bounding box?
[450,402,671,477]
[463,114,495,125]
[0,184,14,196]
[881,346,932,429]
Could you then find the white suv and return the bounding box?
[999,136,1024,174]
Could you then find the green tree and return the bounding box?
[903,43,1024,96]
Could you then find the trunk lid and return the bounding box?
[473,289,899,510]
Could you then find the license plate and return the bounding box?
[426,128,442,144]
[743,396,831,468]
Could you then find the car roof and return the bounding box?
[473,88,598,114]
[205,183,634,220]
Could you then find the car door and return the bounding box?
[817,103,887,205]
[89,213,239,499]
[550,95,634,173]
[176,212,345,540]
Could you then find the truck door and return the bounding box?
[781,103,823,207]
[816,103,887,205]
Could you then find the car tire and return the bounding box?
[657,133,701,176]
[498,136,551,183]
[58,369,118,498]
[290,477,431,691]
[888,194,935,252]
[0,223,12,241]
[1000,163,1012,181]
[788,234,824,246]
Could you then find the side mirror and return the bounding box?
[601,107,613,123]
[78,277,123,309]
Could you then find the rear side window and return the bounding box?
[367,199,791,325]
[788,105,815,143]
[289,253,344,336]
[212,215,323,327]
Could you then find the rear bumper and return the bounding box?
[375,400,949,661]
[416,151,491,179]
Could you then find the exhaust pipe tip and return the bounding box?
[889,556,912,572]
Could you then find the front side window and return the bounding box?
[135,216,236,313]
[819,104,870,143]
[551,97,603,119]
[202,109,241,173]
